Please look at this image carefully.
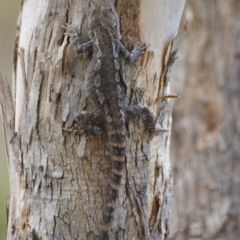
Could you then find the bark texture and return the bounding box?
[0,0,185,239]
[170,1,240,239]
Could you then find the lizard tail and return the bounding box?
[100,124,126,239]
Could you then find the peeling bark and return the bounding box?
[1,0,185,239]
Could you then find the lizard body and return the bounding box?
[65,1,156,239]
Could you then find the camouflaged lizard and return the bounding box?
[65,1,157,239]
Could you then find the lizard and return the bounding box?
[64,0,158,239]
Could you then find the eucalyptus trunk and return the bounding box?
[0,0,185,239]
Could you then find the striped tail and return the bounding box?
[100,123,126,240]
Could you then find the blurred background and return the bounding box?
[170,1,240,239]
[0,1,18,239]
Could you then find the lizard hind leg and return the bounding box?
[74,111,105,137]
[125,105,156,133]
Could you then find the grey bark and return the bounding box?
[0,0,185,239]
[170,0,240,239]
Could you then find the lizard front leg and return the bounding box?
[118,40,146,62]
[64,24,93,53]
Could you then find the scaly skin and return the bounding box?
[65,1,147,239]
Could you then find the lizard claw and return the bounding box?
[63,24,78,38]
[133,43,147,55]
[139,44,148,52]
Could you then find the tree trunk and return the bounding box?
[0,0,185,239]
[170,0,240,239]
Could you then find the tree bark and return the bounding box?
[0,0,185,239]
[170,0,240,239]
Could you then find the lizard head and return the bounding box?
[88,0,121,40]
